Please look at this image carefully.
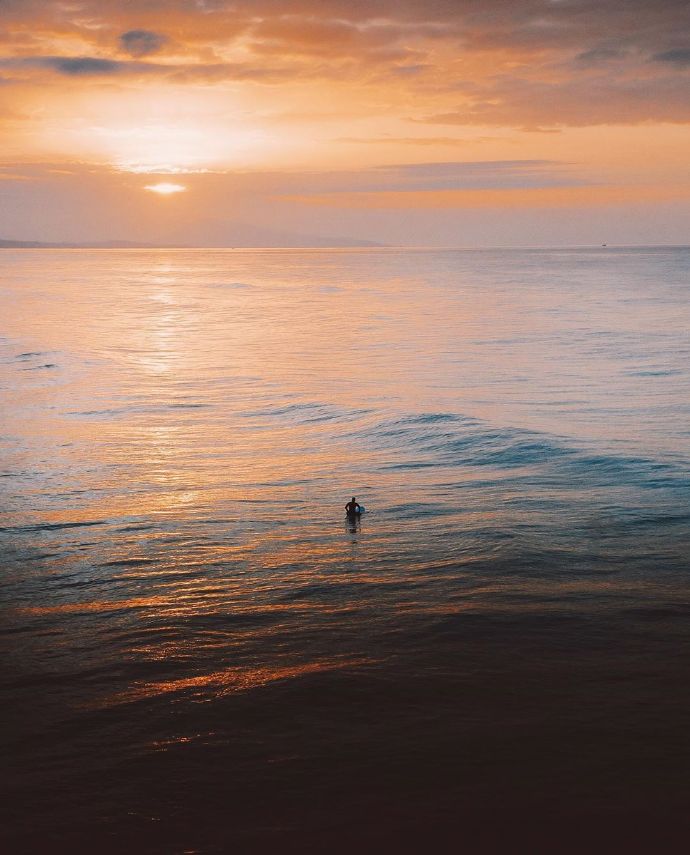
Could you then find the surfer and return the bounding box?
[345,497,362,516]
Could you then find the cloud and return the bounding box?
[0,0,689,130]
[281,185,690,210]
[335,136,501,146]
[247,16,416,62]
[653,48,690,67]
[33,56,127,76]
[357,160,575,191]
[119,30,168,58]
[0,157,583,196]
[416,74,690,128]
[389,64,430,76]
[0,168,34,181]
[0,55,292,83]
[575,47,626,66]
[240,160,579,195]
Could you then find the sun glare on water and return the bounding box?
[145,182,187,195]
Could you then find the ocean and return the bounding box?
[2,247,689,851]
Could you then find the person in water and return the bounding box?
[345,497,362,515]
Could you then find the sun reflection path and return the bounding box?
[94,657,375,709]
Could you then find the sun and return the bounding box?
[144,182,186,195]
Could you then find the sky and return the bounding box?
[0,0,689,246]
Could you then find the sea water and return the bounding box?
[2,248,689,850]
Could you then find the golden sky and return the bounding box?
[1,0,689,245]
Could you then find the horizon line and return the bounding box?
[1,242,690,251]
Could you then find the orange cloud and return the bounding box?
[282,184,690,209]
[0,0,688,130]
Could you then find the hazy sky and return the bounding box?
[1,0,689,245]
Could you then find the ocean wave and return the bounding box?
[359,412,690,492]
[240,400,374,425]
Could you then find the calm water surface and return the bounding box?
[2,248,690,851]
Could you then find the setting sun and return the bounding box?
[144,182,186,195]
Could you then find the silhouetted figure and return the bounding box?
[345,496,362,516]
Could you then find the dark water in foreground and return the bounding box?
[2,247,690,852]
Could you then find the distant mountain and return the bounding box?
[0,238,154,249]
[0,224,385,249]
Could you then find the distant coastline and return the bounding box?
[2,238,688,251]
[0,238,159,249]
[0,237,385,249]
